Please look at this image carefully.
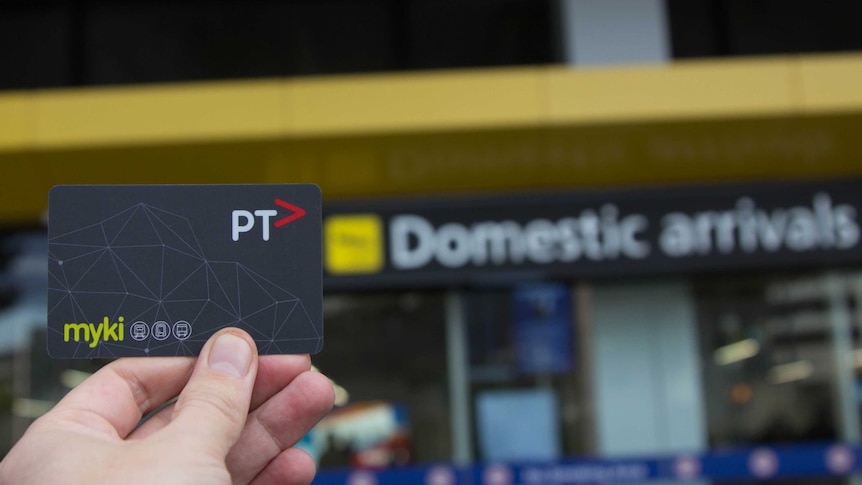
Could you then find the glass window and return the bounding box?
[464,283,589,460]
[696,270,862,485]
[312,291,451,468]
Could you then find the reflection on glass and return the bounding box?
[696,273,851,446]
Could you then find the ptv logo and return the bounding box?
[232,198,306,241]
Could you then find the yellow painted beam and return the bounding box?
[545,57,800,123]
[799,54,862,112]
[2,53,862,153]
[30,80,284,149]
[1,53,862,226]
[287,68,544,136]
[0,96,33,148]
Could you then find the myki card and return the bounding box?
[47,185,322,359]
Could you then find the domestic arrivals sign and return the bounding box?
[323,179,862,289]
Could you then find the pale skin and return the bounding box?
[0,328,336,484]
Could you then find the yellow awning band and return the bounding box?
[1,53,862,151]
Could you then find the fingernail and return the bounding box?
[208,333,252,378]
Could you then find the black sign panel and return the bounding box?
[323,179,862,290]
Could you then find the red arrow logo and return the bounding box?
[273,198,306,227]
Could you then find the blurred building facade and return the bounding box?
[2,1,862,484]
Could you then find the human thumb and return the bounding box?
[167,328,258,458]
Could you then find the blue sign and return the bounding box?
[512,283,574,375]
[313,442,862,484]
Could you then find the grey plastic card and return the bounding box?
[47,184,322,359]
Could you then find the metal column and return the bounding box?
[446,290,473,464]
[826,272,861,485]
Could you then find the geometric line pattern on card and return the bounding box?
[48,203,321,358]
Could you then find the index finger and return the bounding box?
[126,353,313,441]
[44,357,195,440]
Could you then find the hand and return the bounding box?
[0,328,335,484]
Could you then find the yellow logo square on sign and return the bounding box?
[325,214,384,274]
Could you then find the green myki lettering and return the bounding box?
[88,320,104,348]
[63,317,125,347]
[64,323,90,343]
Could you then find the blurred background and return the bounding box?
[2,1,862,484]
